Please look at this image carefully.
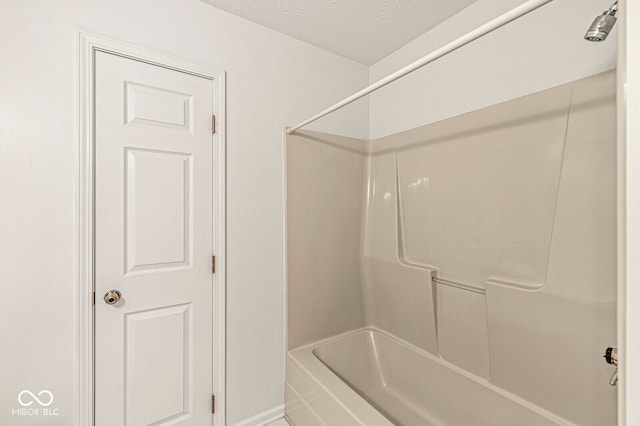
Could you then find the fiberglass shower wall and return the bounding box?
[362,70,616,425]
[286,70,616,426]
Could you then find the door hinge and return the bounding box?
[212,115,216,134]
[212,255,216,273]
[92,292,95,305]
[211,394,215,413]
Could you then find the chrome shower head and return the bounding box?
[585,1,618,42]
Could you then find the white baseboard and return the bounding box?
[231,404,285,426]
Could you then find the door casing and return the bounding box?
[78,32,226,426]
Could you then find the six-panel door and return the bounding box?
[94,51,214,426]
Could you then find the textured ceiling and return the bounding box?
[200,0,480,65]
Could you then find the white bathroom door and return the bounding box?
[93,51,214,426]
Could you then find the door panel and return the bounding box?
[94,51,213,426]
[125,148,192,273]
[124,304,192,425]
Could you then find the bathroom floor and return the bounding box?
[268,418,289,426]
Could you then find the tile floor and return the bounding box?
[267,418,289,426]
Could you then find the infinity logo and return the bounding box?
[18,390,54,407]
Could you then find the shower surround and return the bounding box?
[285,71,616,425]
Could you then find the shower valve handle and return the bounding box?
[604,347,618,387]
[604,347,617,366]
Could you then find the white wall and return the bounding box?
[0,1,368,425]
[369,0,618,139]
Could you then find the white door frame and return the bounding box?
[618,1,640,424]
[77,32,226,426]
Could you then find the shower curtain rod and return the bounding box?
[286,0,555,135]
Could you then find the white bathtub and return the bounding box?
[285,328,573,426]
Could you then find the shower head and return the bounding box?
[584,1,618,42]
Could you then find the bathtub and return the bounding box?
[285,328,573,426]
